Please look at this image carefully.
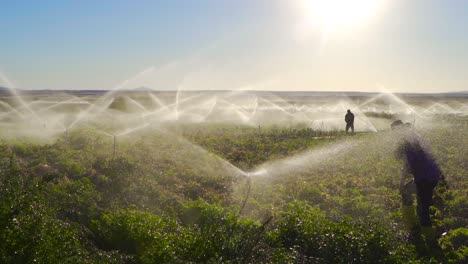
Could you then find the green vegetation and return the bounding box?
[182,124,344,170]
[362,111,395,120]
[0,119,467,263]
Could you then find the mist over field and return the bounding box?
[0,87,466,263]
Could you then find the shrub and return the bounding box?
[91,209,182,263]
[439,228,468,263]
[0,159,91,263]
[270,202,402,263]
[179,201,266,263]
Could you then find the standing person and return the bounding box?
[395,127,443,254]
[345,109,354,133]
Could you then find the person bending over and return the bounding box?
[395,127,442,254]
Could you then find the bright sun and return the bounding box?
[303,0,386,34]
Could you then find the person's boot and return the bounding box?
[400,195,428,256]
[421,226,436,243]
[401,205,427,254]
[408,225,428,255]
[421,226,446,261]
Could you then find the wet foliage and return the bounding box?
[0,119,467,263]
[183,124,345,170]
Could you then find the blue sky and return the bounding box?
[0,0,467,92]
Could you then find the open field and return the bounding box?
[0,90,467,263]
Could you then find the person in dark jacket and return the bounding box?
[345,109,354,133]
[395,126,442,253]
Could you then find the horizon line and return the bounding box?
[0,86,467,96]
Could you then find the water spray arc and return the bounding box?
[0,77,463,144]
[247,139,362,179]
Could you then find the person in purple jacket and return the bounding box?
[394,125,442,253]
[401,133,440,224]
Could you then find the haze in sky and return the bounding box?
[0,0,467,93]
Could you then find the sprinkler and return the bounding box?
[113,135,117,157]
[238,173,252,215]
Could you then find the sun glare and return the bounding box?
[303,0,386,34]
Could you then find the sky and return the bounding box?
[0,0,467,93]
